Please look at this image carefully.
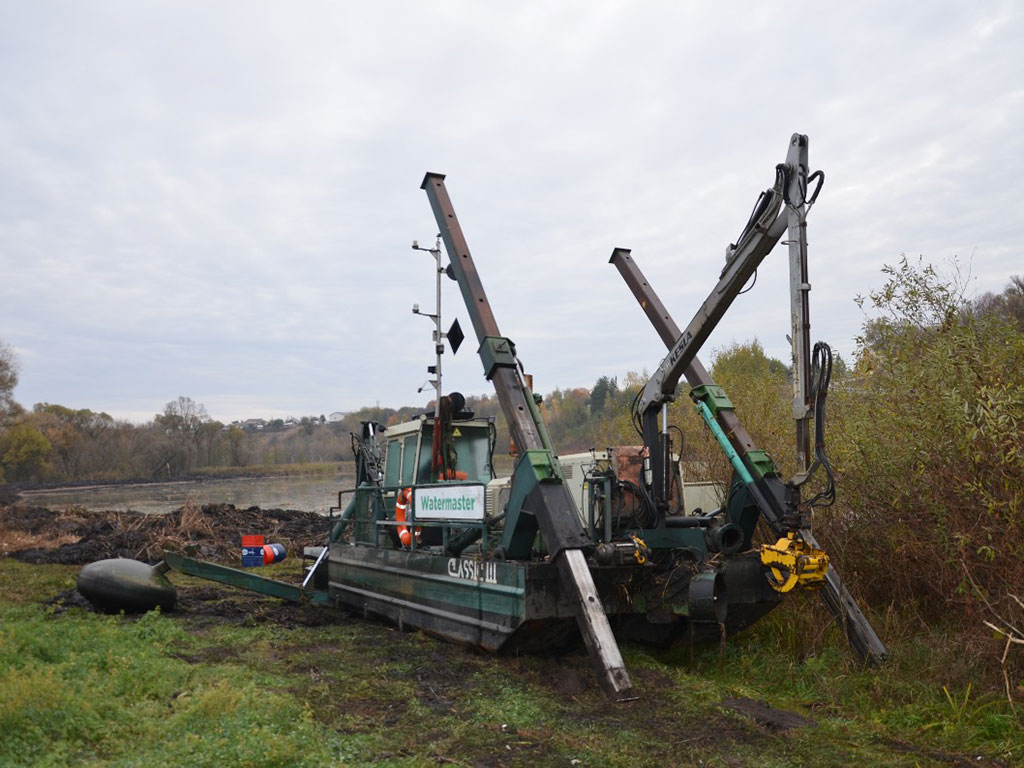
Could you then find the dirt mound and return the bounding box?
[44,587,99,614]
[1,502,331,565]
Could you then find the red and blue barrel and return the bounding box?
[242,535,286,567]
[262,542,286,565]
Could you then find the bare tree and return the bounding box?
[973,275,1024,328]
[158,396,208,435]
[154,396,210,474]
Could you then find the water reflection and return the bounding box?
[19,472,357,515]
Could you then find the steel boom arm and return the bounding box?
[636,190,786,418]
[420,173,636,701]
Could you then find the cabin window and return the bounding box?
[400,435,418,486]
[416,425,435,483]
[383,439,401,488]
[452,426,491,481]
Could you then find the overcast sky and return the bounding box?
[1,2,1021,423]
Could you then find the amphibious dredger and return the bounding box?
[165,134,886,701]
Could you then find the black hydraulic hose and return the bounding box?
[620,478,658,529]
[487,421,497,479]
[804,342,836,509]
[728,168,783,266]
[629,386,644,438]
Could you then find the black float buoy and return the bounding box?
[77,558,178,613]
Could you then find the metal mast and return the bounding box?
[412,236,445,423]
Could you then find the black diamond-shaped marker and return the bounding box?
[447,318,464,355]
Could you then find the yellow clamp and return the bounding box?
[759,532,829,593]
[629,533,649,565]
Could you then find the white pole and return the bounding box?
[433,237,443,425]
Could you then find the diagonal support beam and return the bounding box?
[421,172,636,701]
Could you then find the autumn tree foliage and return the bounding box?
[0,339,21,428]
[822,260,1024,623]
[0,340,45,482]
[0,423,51,482]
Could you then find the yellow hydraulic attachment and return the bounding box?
[760,532,829,593]
[628,533,650,565]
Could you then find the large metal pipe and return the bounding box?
[330,493,359,542]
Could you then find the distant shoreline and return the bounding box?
[1,462,346,501]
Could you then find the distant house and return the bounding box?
[284,417,299,427]
[241,418,266,431]
[328,412,346,423]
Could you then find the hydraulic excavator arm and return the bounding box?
[611,134,886,664]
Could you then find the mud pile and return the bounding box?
[0,502,331,565]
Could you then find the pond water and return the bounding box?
[18,472,357,516]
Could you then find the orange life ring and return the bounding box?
[395,487,420,547]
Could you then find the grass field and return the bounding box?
[1,557,1020,767]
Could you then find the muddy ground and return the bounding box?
[0,500,353,629]
[0,501,329,565]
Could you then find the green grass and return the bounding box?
[1,558,1020,767]
[0,594,350,765]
